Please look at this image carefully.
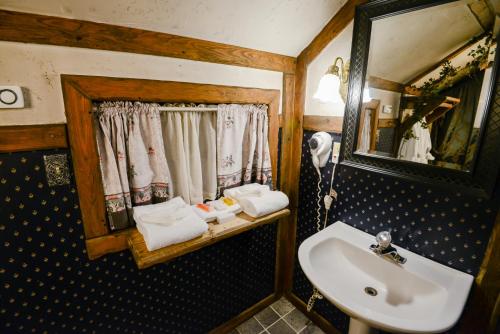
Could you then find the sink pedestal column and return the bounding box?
[349,318,378,334]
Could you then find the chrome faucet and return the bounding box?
[369,231,407,264]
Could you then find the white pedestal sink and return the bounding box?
[298,222,474,334]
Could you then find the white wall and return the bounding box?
[0,42,282,125]
[305,22,353,116]
[370,88,401,119]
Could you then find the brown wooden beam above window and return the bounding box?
[0,10,296,74]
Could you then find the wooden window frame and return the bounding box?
[61,74,280,260]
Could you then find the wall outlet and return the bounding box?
[382,105,393,114]
[332,142,341,163]
[0,86,24,108]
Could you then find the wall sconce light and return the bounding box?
[314,57,372,104]
[314,57,349,104]
[363,82,372,103]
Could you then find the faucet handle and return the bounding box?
[376,231,392,249]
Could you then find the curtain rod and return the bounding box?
[158,107,217,111]
[91,106,218,112]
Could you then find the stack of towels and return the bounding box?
[133,197,208,251]
[223,183,289,218]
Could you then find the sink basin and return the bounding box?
[298,221,473,334]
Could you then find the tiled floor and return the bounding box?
[232,297,325,334]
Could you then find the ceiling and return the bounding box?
[0,0,348,57]
[367,0,492,84]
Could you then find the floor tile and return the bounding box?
[236,317,265,334]
[284,308,311,331]
[255,306,280,328]
[270,297,295,316]
[267,319,296,334]
[299,323,325,334]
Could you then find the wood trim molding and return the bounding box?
[378,118,398,128]
[62,75,281,103]
[62,81,110,239]
[368,101,380,152]
[277,73,296,294]
[303,116,343,133]
[61,75,281,259]
[0,10,295,74]
[281,0,366,295]
[460,210,500,334]
[85,229,132,260]
[281,59,306,294]
[0,124,67,152]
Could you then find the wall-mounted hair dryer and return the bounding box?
[308,132,333,174]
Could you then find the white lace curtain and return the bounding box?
[95,101,273,231]
[160,109,217,204]
[94,102,172,231]
[358,109,372,153]
[216,104,273,194]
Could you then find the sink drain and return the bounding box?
[364,287,378,296]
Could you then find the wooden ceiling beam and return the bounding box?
[299,0,367,65]
[405,32,488,86]
[0,10,296,74]
[368,76,405,92]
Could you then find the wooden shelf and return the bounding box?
[128,208,290,269]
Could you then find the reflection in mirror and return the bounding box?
[356,0,497,172]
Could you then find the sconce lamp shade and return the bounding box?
[313,73,343,103]
[362,85,372,103]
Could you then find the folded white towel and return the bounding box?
[216,211,236,224]
[239,191,289,218]
[136,215,208,251]
[133,197,186,225]
[133,197,208,251]
[139,206,195,226]
[223,183,270,201]
[192,203,242,222]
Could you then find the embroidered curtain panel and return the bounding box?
[94,102,272,230]
[160,109,217,204]
[94,102,172,231]
[216,104,273,194]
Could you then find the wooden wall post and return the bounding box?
[281,0,367,297]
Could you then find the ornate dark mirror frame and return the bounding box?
[339,0,500,198]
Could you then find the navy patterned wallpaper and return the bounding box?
[375,127,395,154]
[0,150,277,333]
[292,130,498,334]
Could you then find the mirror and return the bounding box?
[340,0,500,198]
[355,0,497,172]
